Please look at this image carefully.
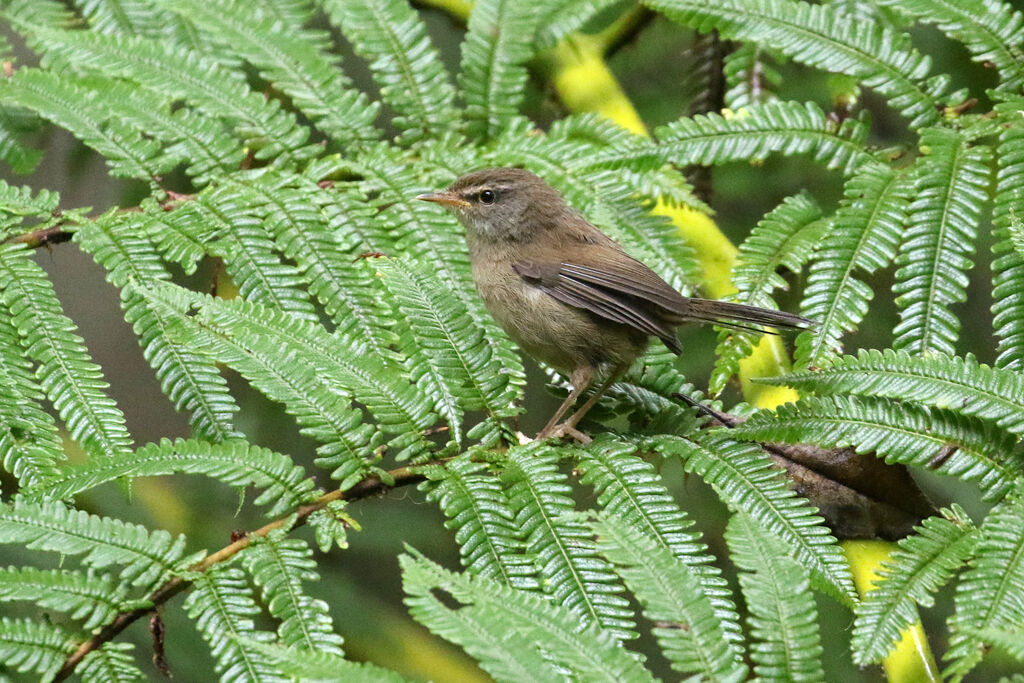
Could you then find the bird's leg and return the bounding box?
[536,365,595,441]
[560,362,629,433]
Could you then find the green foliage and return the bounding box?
[0,0,1022,679]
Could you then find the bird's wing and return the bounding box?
[511,248,683,353]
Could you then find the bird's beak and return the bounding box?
[416,191,470,208]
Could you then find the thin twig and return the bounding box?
[53,464,429,681]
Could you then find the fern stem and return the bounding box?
[51,462,435,681]
[843,540,941,683]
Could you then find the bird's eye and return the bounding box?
[478,189,496,205]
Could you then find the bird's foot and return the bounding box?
[537,423,592,444]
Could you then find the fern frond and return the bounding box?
[712,192,824,394]
[875,0,1024,91]
[0,566,130,631]
[184,191,320,323]
[78,641,145,683]
[0,308,65,488]
[577,437,743,645]
[25,26,316,163]
[963,625,1024,663]
[991,104,1024,369]
[79,75,243,186]
[503,443,636,640]
[33,438,317,517]
[0,499,188,587]
[222,174,399,359]
[236,640,408,683]
[725,512,824,682]
[319,0,458,141]
[584,101,873,174]
[138,283,383,487]
[240,535,345,652]
[729,395,1020,500]
[0,178,60,219]
[0,68,170,181]
[796,163,907,367]
[73,0,175,37]
[852,505,979,665]
[422,455,538,588]
[184,568,283,683]
[647,0,950,127]
[591,513,748,680]
[0,243,133,460]
[0,617,75,679]
[459,0,541,139]
[75,215,240,441]
[163,0,381,147]
[647,432,858,605]
[892,129,990,356]
[535,0,624,48]
[0,104,44,175]
[945,494,1024,680]
[402,551,656,682]
[724,43,782,109]
[379,258,521,441]
[767,349,1024,436]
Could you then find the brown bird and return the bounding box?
[417,167,810,442]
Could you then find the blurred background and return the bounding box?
[1,3,1019,680]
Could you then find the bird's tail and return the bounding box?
[682,298,813,334]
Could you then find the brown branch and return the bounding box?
[53,464,429,681]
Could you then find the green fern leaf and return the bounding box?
[875,0,1024,91]
[24,25,316,163]
[0,178,60,219]
[577,437,744,646]
[423,455,539,588]
[241,535,345,652]
[584,101,873,174]
[647,432,858,606]
[1,68,171,181]
[379,257,522,441]
[712,192,824,393]
[138,283,383,487]
[0,499,188,587]
[796,163,908,367]
[402,550,656,682]
[75,214,240,441]
[236,640,408,682]
[162,0,381,147]
[535,0,624,48]
[724,43,782,109]
[592,513,748,680]
[991,104,1024,369]
[0,566,130,631]
[31,437,317,517]
[319,0,458,141]
[766,349,1024,436]
[0,104,44,175]
[647,0,950,127]
[893,128,991,356]
[729,395,1021,500]
[459,0,541,139]
[222,174,399,360]
[180,190,320,323]
[74,0,177,37]
[78,75,243,186]
[963,625,1024,663]
[851,505,980,665]
[0,243,134,460]
[0,617,75,679]
[0,307,65,488]
[945,494,1024,681]
[503,443,636,640]
[185,568,284,683]
[725,512,824,682]
[78,642,146,683]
